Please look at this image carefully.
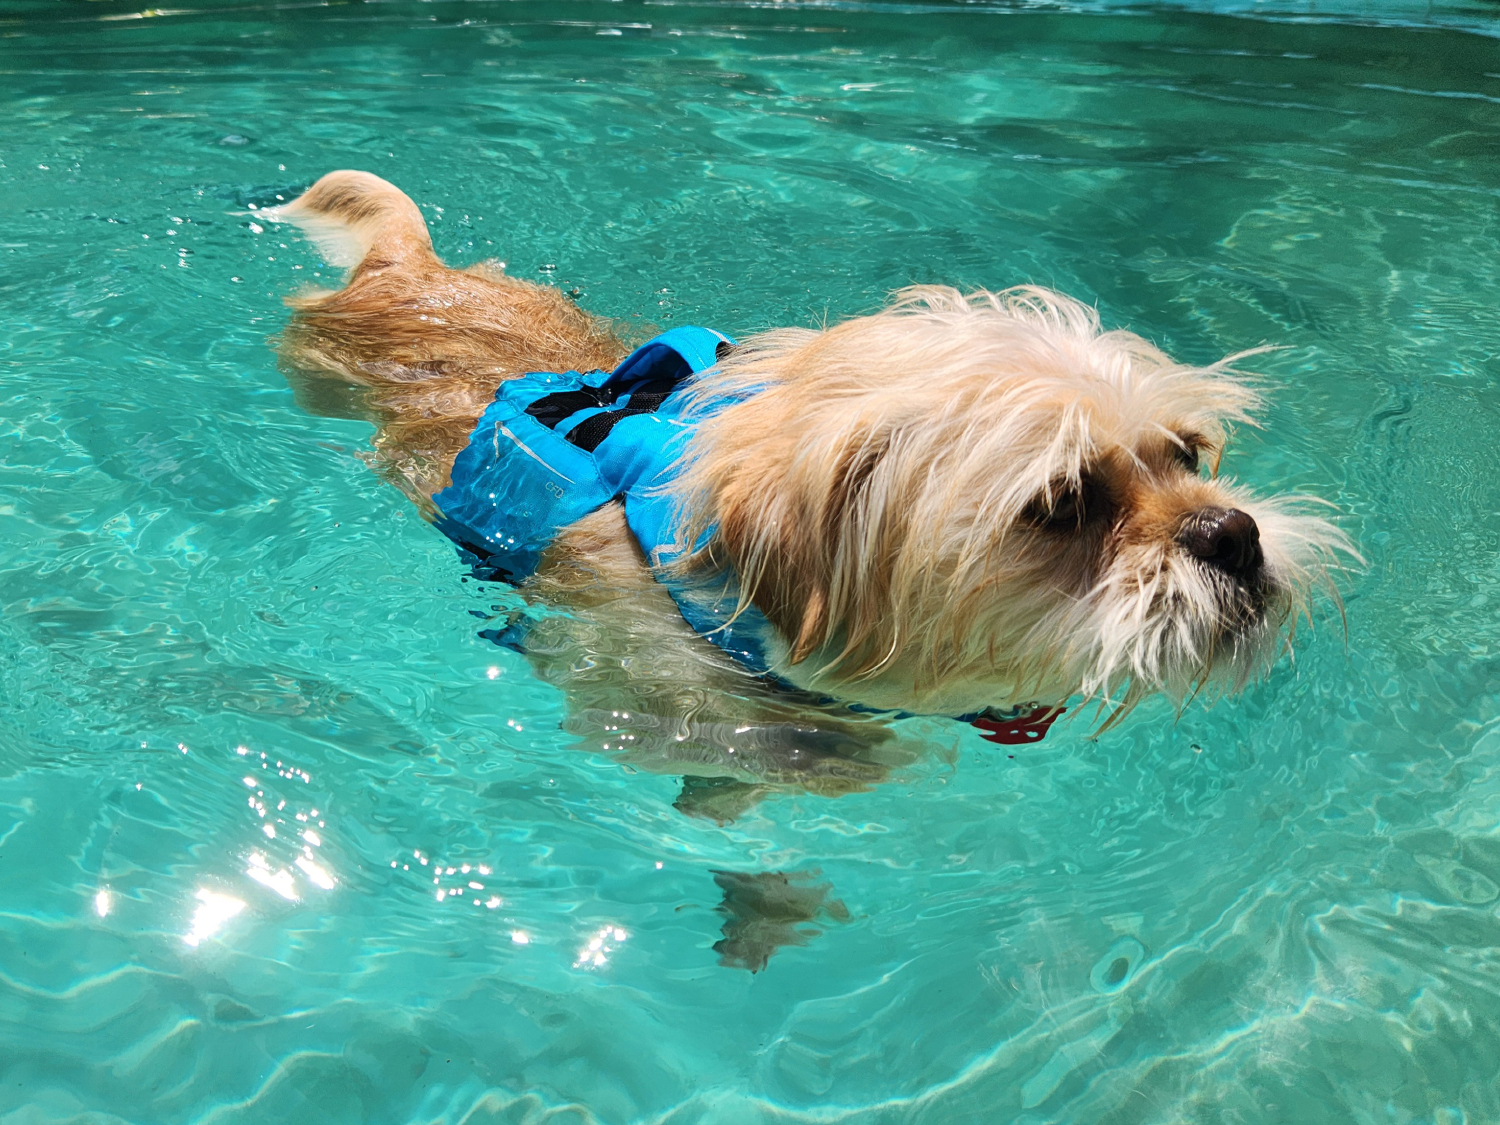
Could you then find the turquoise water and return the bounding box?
[4,0,1500,1120]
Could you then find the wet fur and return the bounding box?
[270,170,1350,805]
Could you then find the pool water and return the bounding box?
[4,0,1500,1121]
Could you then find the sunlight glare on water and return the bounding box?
[3,0,1500,1121]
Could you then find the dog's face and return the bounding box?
[672,286,1350,717]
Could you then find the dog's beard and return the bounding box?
[1061,539,1280,707]
[1000,497,1344,715]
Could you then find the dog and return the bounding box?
[266,170,1350,818]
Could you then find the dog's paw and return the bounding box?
[673,775,771,824]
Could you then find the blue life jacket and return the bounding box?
[432,326,776,671]
[432,326,1066,744]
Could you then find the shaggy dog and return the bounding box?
[267,171,1349,819]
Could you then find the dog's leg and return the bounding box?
[674,777,772,824]
[710,869,849,973]
[269,170,628,501]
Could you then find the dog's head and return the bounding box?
[670,286,1353,718]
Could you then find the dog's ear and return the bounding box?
[788,587,828,665]
[708,413,892,670]
[787,431,889,665]
[715,490,828,664]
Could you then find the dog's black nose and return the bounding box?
[1178,507,1262,578]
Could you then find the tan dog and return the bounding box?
[268,171,1349,817]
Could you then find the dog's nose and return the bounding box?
[1178,507,1262,578]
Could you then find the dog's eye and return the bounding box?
[1173,436,1203,474]
[1024,478,1099,532]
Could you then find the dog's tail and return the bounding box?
[263,170,434,270]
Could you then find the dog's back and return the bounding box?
[272,170,627,501]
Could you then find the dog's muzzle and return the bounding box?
[1177,507,1263,579]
